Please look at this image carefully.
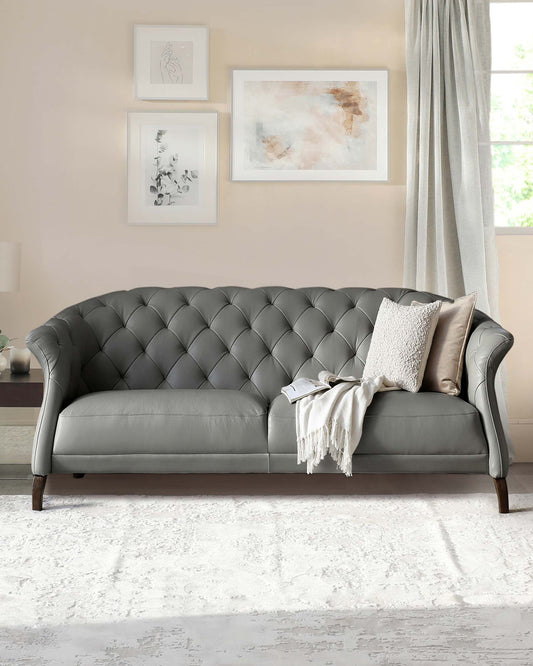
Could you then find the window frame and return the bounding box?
[490,0,533,234]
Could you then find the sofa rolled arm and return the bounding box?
[26,319,79,476]
[464,320,514,479]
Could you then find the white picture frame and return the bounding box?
[231,69,389,181]
[134,25,209,100]
[127,112,218,226]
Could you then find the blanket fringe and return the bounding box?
[297,419,353,476]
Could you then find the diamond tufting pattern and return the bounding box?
[46,287,449,404]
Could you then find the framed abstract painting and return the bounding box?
[134,25,209,100]
[127,112,218,225]
[231,69,388,181]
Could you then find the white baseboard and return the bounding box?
[0,426,34,464]
[509,420,533,462]
[0,408,40,426]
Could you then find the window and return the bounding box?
[490,2,533,231]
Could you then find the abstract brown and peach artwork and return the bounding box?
[242,80,377,170]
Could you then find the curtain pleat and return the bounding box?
[404,0,497,316]
[404,0,511,454]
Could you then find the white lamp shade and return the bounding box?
[0,242,21,292]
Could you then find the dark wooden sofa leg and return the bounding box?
[494,478,509,514]
[73,473,85,479]
[32,475,47,511]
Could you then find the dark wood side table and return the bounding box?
[0,369,44,407]
[0,369,43,479]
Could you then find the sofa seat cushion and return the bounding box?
[268,391,487,456]
[53,389,268,455]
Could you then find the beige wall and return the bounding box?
[497,235,533,460]
[0,0,530,459]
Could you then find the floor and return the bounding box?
[2,468,533,665]
[2,463,533,505]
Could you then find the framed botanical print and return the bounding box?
[231,69,389,181]
[134,25,209,100]
[127,112,218,225]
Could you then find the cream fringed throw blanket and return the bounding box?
[296,372,397,476]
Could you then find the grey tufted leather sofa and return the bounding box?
[26,286,514,512]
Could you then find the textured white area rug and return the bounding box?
[1,493,533,664]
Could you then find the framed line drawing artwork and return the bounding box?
[231,69,389,181]
[134,25,209,100]
[127,112,218,225]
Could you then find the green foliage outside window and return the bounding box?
[491,45,533,228]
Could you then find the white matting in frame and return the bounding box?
[231,69,389,181]
[127,112,218,226]
[134,25,209,100]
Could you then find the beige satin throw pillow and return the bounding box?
[412,293,477,396]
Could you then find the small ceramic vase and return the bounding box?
[10,348,31,374]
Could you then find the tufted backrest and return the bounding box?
[49,286,453,404]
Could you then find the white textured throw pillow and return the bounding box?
[363,298,442,392]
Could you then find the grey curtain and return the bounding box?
[404,0,511,455]
[404,0,498,317]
